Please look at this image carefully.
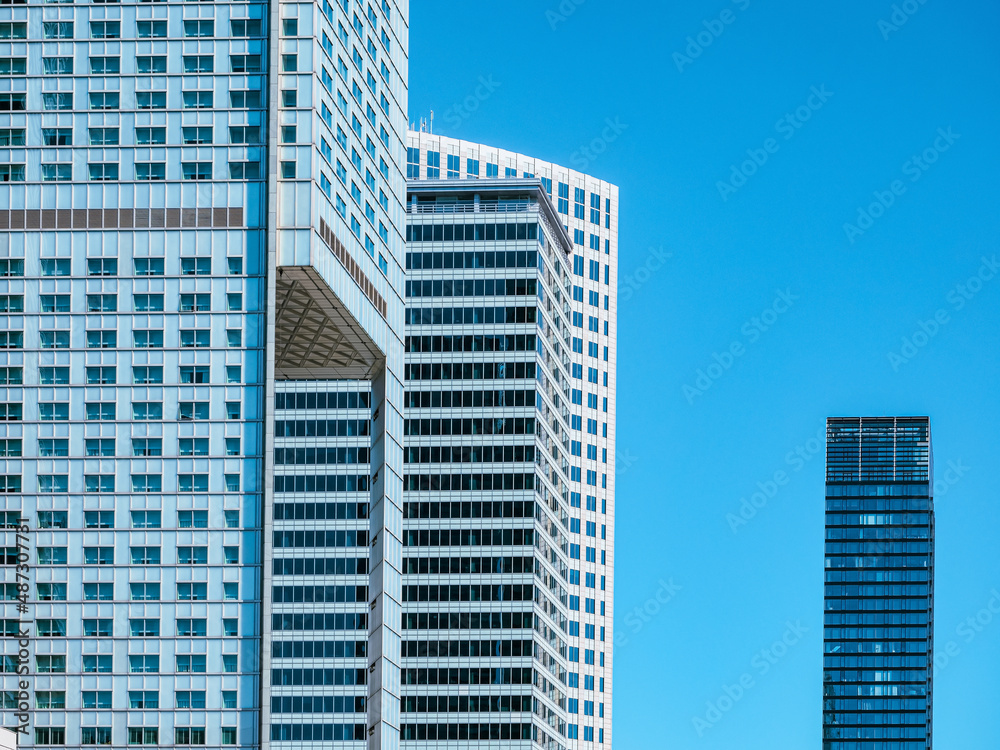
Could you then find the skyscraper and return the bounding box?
[261,134,619,750]
[401,132,619,748]
[2,2,621,748]
[268,378,377,745]
[2,0,408,748]
[823,417,934,750]
[262,2,409,747]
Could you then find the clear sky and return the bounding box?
[408,1,1000,747]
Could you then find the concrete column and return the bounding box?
[367,362,403,750]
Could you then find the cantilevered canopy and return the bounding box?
[274,265,384,380]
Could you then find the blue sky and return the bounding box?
[409,1,1000,747]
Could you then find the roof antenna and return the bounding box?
[429,110,434,134]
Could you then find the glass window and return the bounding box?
[182,91,211,109]
[182,162,212,180]
[135,162,166,181]
[183,20,214,37]
[42,57,72,75]
[0,23,28,40]
[41,258,70,276]
[0,128,25,146]
[136,56,166,73]
[89,56,120,74]
[137,21,167,38]
[182,55,213,73]
[41,164,72,181]
[136,91,166,109]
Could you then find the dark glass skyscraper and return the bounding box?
[823,417,934,750]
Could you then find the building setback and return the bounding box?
[823,417,934,750]
[264,139,619,750]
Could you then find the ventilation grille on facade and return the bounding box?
[318,218,387,319]
[826,417,930,483]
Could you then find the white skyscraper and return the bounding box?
[401,132,618,750]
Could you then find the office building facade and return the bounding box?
[0,1,621,746]
[1,0,408,747]
[401,133,618,749]
[262,137,619,750]
[823,417,934,750]
[268,378,375,746]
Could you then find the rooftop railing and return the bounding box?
[406,200,538,214]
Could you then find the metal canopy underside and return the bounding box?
[274,266,384,380]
